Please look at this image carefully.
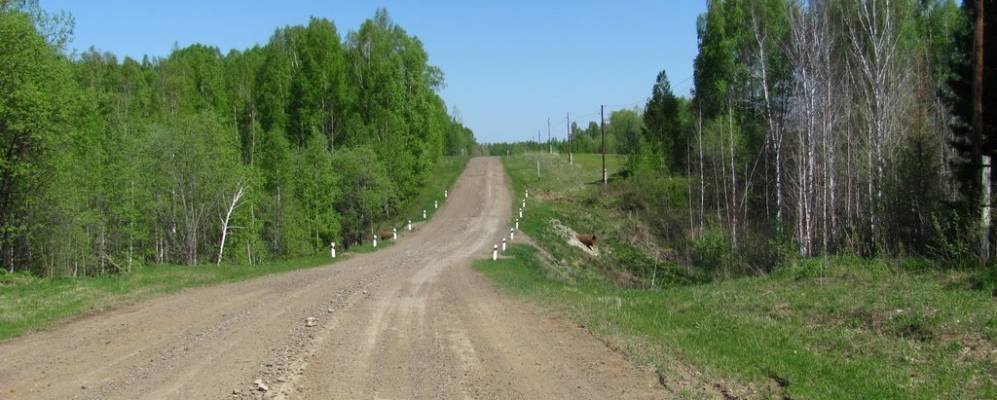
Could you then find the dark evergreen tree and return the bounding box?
[643,70,685,171]
[947,0,996,216]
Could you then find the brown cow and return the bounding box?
[378,229,394,240]
[577,234,597,249]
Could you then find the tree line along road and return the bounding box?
[0,157,666,400]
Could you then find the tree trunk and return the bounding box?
[975,0,989,262]
[698,104,706,236]
[217,184,245,265]
[982,156,991,261]
[728,108,738,250]
[751,5,782,231]
[687,140,695,240]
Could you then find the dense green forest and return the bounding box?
[490,0,996,278]
[0,1,475,276]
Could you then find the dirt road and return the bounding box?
[0,157,666,399]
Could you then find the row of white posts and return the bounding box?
[493,189,527,261]
[330,189,449,258]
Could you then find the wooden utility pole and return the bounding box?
[536,129,542,179]
[975,0,989,262]
[547,117,552,154]
[566,112,573,165]
[601,105,607,184]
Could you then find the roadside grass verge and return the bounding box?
[489,152,997,399]
[391,156,468,229]
[0,157,467,342]
[505,153,700,286]
[477,245,996,399]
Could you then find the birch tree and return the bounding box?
[217,183,245,265]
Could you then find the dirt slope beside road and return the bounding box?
[0,157,667,399]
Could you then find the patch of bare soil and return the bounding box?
[548,218,600,257]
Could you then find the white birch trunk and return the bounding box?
[698,105,706,236]
[728,108,738,250]
[217,184,245,265]
[983,156,991,261]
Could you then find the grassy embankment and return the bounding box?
[477,152,996,399]
[393,156,467,229]
[0,156,469,342]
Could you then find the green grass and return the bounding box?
[512,152,625,192]
[487,152,997,399]
[571,152,625,175]
[0,157,466,342]
[478,247,996,399]
[390,156,469,229]
[505,152,697,286]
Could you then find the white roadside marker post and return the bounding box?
[392,227,397,240]
[522,199,526,209]
[422,209,427,219]
[330,242,336,259]
[434,200,438,209]
[525,189,529,199]
[502,238,507,252]
[372,235,378,248]
[515,218,519,230]
[518,208,523,219]
[444,189,448,199]
[492,245,498,261]
[407,219,413,231]
[510,227,515,241]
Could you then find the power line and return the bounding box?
[529,95,656,143]
[675,73,695,85]
[602,101,645,111]
[537,72,694,135]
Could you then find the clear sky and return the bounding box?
[42,0,706,143]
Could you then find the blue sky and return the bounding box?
[43,0,706,143]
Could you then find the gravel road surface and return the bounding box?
[0,157,666,399]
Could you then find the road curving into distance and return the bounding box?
[0,157,667,400]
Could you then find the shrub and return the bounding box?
[691,228,732,277]
[886,311,938,342]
